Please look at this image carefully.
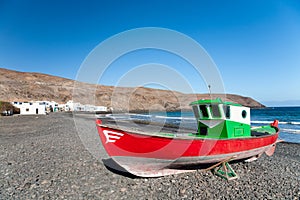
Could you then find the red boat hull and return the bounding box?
[96,120,279,177]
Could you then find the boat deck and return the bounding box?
[99,117,197,136]
[98,117,272,138]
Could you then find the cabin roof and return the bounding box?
[189,98,242,107]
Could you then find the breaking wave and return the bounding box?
[251,120,300,125]
[280,128,300,134]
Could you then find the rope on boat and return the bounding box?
[204,156,237,171]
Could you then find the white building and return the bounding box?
[65,100,82,111]
[12,101,46,115]
[95,106,108,112]
[42,101,59,112]
[35,100,59,112]
[12,100,108,114]
[65,100,107,112]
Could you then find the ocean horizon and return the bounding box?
[107,106,300,144]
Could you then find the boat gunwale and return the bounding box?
[97,123,279,141]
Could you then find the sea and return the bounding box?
[107,107,300,144]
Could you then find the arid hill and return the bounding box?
[0,68,265,112]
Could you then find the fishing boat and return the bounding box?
[96,98,280,180]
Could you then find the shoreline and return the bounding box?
[0,113,299,199]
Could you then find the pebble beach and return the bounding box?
[0,112,299,199]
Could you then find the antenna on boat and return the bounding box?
[208,84,211,95]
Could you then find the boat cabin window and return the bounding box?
[223,105,230,119]
[242,110,247,118]
[192,105,200,118]
[210,104,221,118]
[199,105,209,118]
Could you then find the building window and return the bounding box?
[26,108,29,112]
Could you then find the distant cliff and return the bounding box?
[0,68,265,112]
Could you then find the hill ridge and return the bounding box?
[0,68,265,111]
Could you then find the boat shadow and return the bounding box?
[102,158,245,178]
[102,158,138,178]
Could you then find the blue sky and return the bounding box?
[1,0,300,105]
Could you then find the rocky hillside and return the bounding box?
[0,68,265,112]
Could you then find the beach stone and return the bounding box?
[41,180,50,185]
[0,112,299,199]
[180,188,186,195]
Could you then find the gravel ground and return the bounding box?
[0,112,299,199]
